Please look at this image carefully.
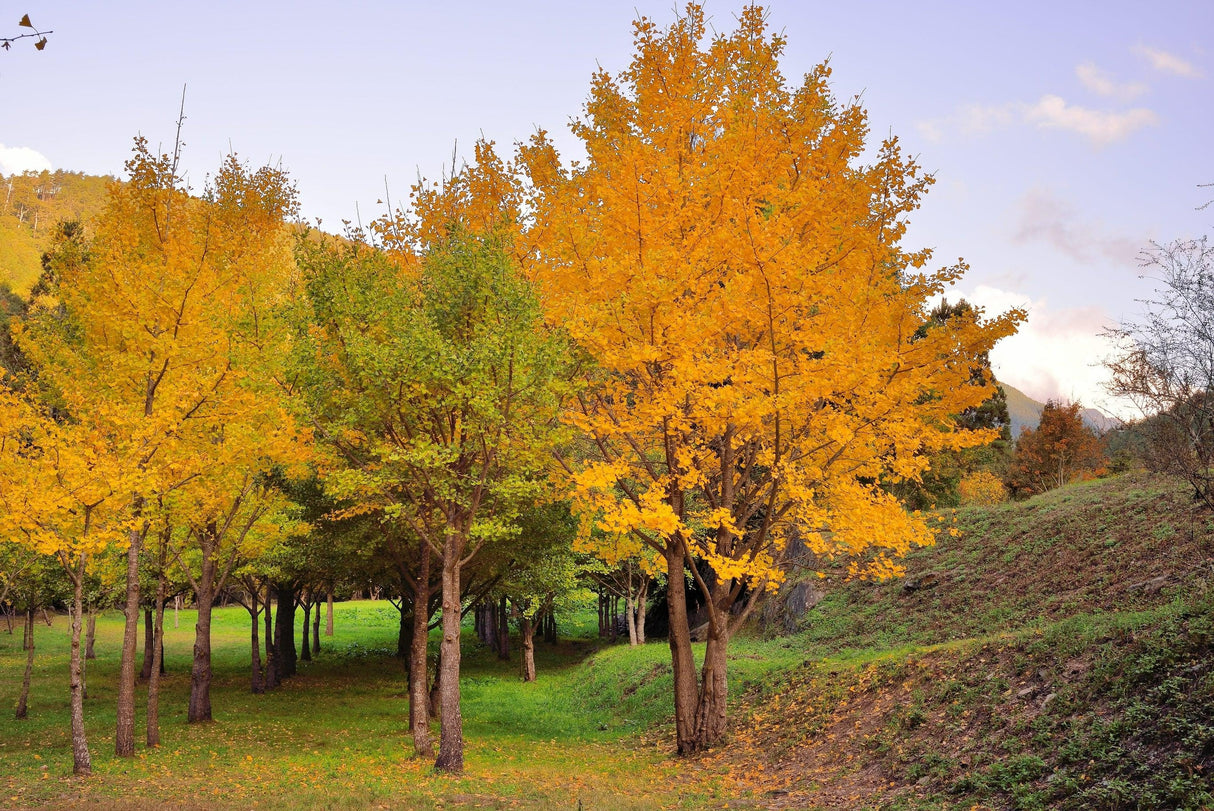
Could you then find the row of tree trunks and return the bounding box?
[540,607,556,644]
[625,581,649,646]
[597,591,621,640]
[472,597,511,660]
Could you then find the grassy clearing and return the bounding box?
[0,601,738,809]
[4,472,1211,809]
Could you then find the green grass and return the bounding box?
[0,602,734,809]
[4,472,1212,809]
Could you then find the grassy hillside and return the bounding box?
[588,472,1213,809]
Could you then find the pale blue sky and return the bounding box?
[2,1,1210,417]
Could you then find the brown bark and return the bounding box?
[520,613,536,682]
[275,583,297,677]
[85,609,97,659]
[496,595,509,660]
[300,598,311,662]
[312,600,321,653]
[434,532,464,774]
[263,588,279,690]
[115,519,145,757]
[68,555,92,776]
[691,619,729,748]
[665,542,699,755]
[248,589,264,694]
[325,591,334,636]
[409,539,433,758]
[140,607,154,680]
[187,549,216,723]
[15,608,33,720]
[147,574,167,747]
[634,579,649,645]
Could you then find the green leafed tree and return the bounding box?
[291,227,572,772]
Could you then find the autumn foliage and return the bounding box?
[518,5,1021,752]
[1006,401,1105,499]
[0,2,1024,772]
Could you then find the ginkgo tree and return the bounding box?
[519,4,1022,753]
[292,225,572,772]
[17,139,305,756]
[0,386,127,775]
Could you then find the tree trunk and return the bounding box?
[15,608,33,720]
[275,583,297,678]
[69,557,92,776]
[115,521,144,756]
[300,599,311,662]
[312,601,321,653]
[248,591,263,694]
[636,586,648,645]
[690,618,729,749]
[187,555,216,724]
[147,581,167,747]
[434,533,464,774]
[141,608,154,680]
[626,594,638,646]
[325,591,334,636]
[520,613,536,682]
[85,609,97,660]
[665,543,699,755]
[263,589,279,690]
[397,602,410,658]
[409,540,433,758]
[497,595,509,660]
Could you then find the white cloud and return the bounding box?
[1075,62,1147,100]
[917,95,1156,147]
[0,143,52,175]
[916,103,1015,143]
[1014,187,1144,266]
[959,285,1134,420]
[1134,45,1204,78]
[1024,94,1157,145]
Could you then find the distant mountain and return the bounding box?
[0,170,113,294]
[1001,382,1120,437]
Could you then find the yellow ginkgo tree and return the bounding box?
[520,5,1022,753]
[16,138,304,756]
[0,387,127,776]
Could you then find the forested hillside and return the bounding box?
[0,171,112,293]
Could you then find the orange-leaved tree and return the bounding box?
[520,4,1021,753]
[0,386,128,775]
[16,139,304,755]
[1006,400,1105,498]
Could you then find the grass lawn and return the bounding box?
[0,600,744,809]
